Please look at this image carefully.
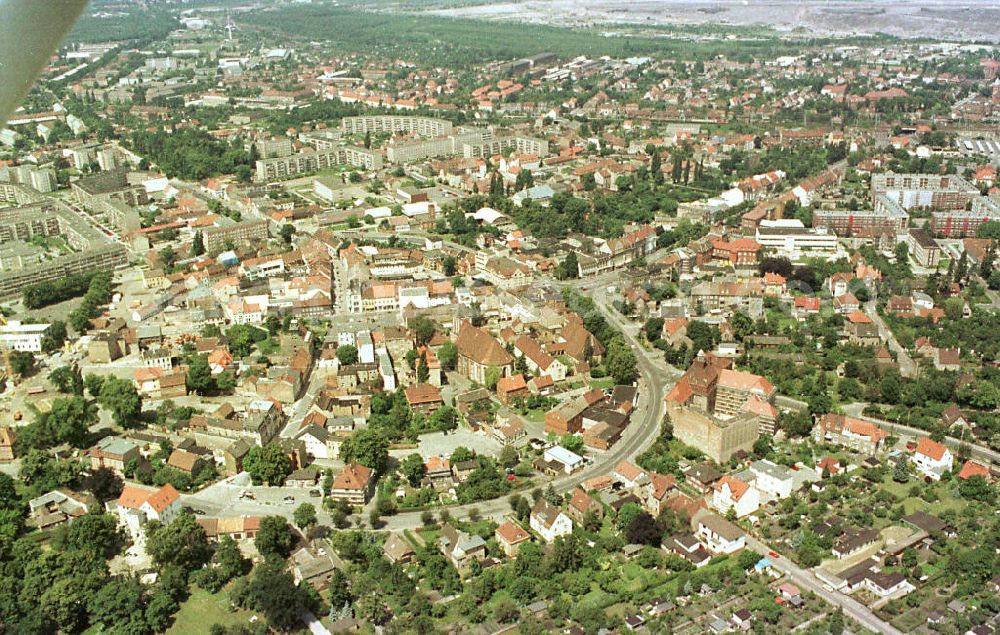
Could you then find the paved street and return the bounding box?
[863,300,917,378]
[745,536,901,635]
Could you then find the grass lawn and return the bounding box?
[522,408,547,423]
[589,377,615,390]
[889,606,928,632]
[879,474,964,516]
[167,587,256,635]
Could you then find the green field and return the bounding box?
[167,587,256,635]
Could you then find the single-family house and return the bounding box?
[529,498,573,543]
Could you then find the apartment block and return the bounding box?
[929,197,1000,238]
[202,219,269,253]
[340,115,453,137]
[255,146,382,181]
[906,228,941,267]
[871,173,978,211]
[0,195,127,298]
[813,196,909,237]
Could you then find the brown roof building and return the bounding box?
[454,321,513,384]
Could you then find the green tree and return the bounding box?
[400,453,426,487]
[443,255,457,276]
[560,434,584,454]
[185,354,214,395]
[958,474,994,503]
[730,312,753,341]
[616,502,643,531]
[9,351,34,376]
[51,510,120,558]
[83,373,105,398]
[410,316,436,346]
[48,365,84,395]
[606,337,638,385]
[293,503,317,529]
[881,369,902,404]
[892,454,909,483]
[87,577,147,633]
[256,515,295,558]
[336,344,358,366]
[279,223,296,244]
[340,427,389,474]
[97,376,142,427]
[232,558,309,632]
[190,230,205,256]
[244,443,293,486]
[514,168,534,191]
[225,324,267,358]
[438,341,457,371]
[144,591,178,632]
[146,511,211,571]
[498,444,519,468]
[484,366,502,390]
[556,251,579,280]
[643,317,664,342]
[34,396,97,448]
[829,608,844,635]
[41,321,68,353]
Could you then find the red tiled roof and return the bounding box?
[496,521,531,545]
[957,460,989,480]
[915,437,948,461]
[715,475,750,501]
[614,460,645,482]
[333,463,373,490]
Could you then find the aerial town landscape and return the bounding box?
[0,1,999,633]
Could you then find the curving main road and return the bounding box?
[377,285,680,530]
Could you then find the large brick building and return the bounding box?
[664,354,775,460]
[454,321,513,385]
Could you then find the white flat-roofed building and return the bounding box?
[543,445,584,473]
[0,320,50,352]
[755,219,838,258]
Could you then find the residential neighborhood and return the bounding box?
[0,2,999,634]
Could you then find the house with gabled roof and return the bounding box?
[513,333,568,380]
[913,437,953,480]
[454,320,513,384]
[567,486,603,524]
[645,472,677,517]
[941,404,968,430]
[403,382,443,413]
[712,475,759,518]
[330,463,375,505]
[957,459,990,482]
[529,498,573,543]
[495,520,532,556]
[114,483,181,538]
[383,532,417,564]
[813,413,888,454]
[28,489,96,530]
[439,523,486,575]
[613,459,650,491]
[695,511,745,554]
[496,373,529,404]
